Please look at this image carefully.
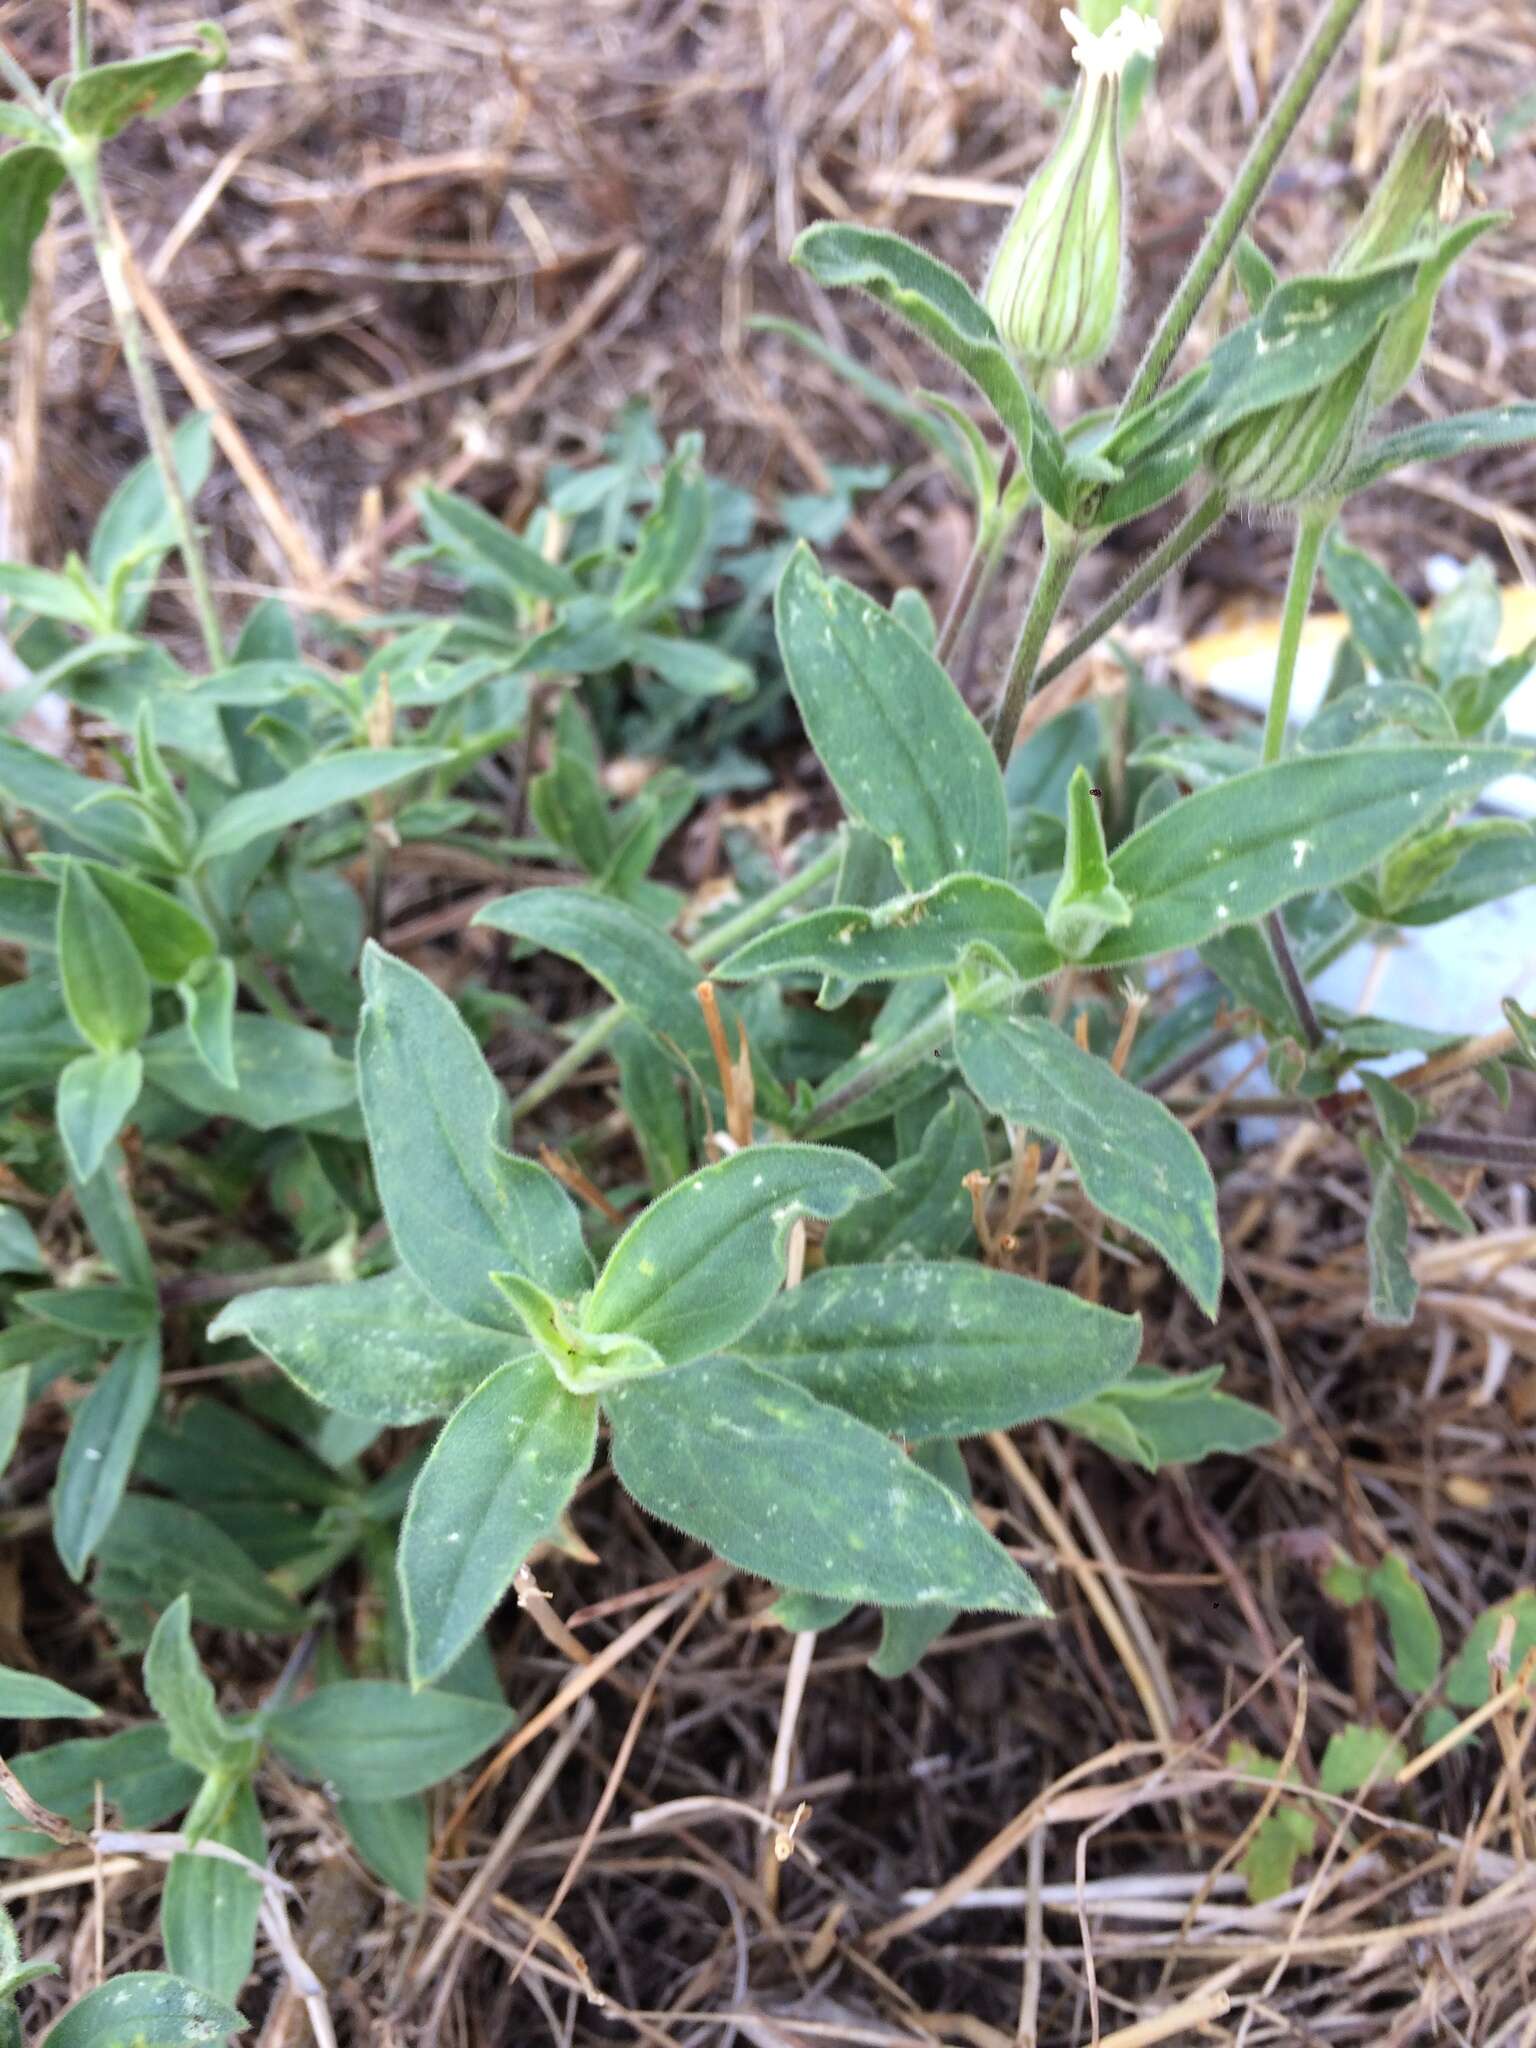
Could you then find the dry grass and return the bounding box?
[3,0,1536,2042]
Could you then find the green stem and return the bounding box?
[989,536,1083,770]
[236,953,301,1026]
[800,994,957,1137]
[1262,510,1328,765]
[1032,489,1230,695]
[0,43,49,114]
[70,0,91,74]
[1301,911,1367,979]
[69,157,226,667]
[508,840,844,1119]
[1117,0,1369,420]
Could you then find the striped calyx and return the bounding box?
[982,8,1161,375]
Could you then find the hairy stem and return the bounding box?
[70,161,226,667]
[1407,1129,1536,1170]
[509,839,844,1119]
[1118,0,1369,419]
[1262,509,1328,765]
[800,995,957,1137]
[71,0,91,73]
[989,537,1082,769]
[1031,488,1230,695]
[0,42,49,114]
[1265,911,1325,1049]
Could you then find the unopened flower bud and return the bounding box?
[1333,98,1491,275]
[1207,346,1376,511]
[1046,766,1131,960]
[983,7,1161,374]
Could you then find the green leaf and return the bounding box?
[0,1367,26,1480]
[417,486,580,603]
[472,888,775,1103]
[41,1973,243,2048]
[1319,1723,1406,1797]
[1364,1144,1416,1327]
[0,1726,198,1858]
[57,861,151,1053]
[141,1015,355,1133]
[0,1667,100,1720]
[0,871,58,950]
[211,1268,515,1423]
[955,1011,1222,1315]
[1298,679,1453,752]
[607,1357,1045,1613]
[583,1144,886,1365]
[791,223,1065,509]
[94,1497,307,1637]
[53,1333,160,1582]
[1360,1070,1419,1150]
[733,1260,1140,1437]
[17,1286,155,1342]
[266,1681,513,1800]
[1239,1807,1316,1903]
[89,415,215,619]
[62,26,229,140]
[614,1023,692,1192]
[161,1780,263,2006]
[143,1598,254,1777]
[1367,1552,1442,1695]
[1426,559,1502,682]
[1340,402,1536,496]
[1445,1592,1536,1708]
[400,1359,597,1684]
[616,447,709,616]
[0,1204,47,1277]
[357,945,591,1328]
[0,560,107,632]
[715,874,1060,990]
[195,749,450,866]
[37,860,215,986]
[57,1050,144,1185]
[774,547,1009,891]
[0,146,67,334]
[869,1439,970,1679]
[1233,235,1278,313]
[1089,746,1529,965]
[1059,1364,1281,1471]
[178,958,238,1090]
[823,1091,985,1263]
[336,1794,429,1904]
[1321,531,1422,675]
[0,735,165,866]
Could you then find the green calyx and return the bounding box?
[982,9,1160,374]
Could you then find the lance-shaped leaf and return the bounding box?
[0,1669,99,1721]
[1340,402,1536,496]
[94,1496,305,1636]
[1321,531,1422,676]
[791,223,1068,512]
[143,1597,256,1778]
[607,1357,1045,1612]
[417,485,580,604]
[211,1267,516,1423]
[37,859,215,986]
[52,1332,160,1582]
[1364,1139,1417,1326]
[62,25,229,139]
[1046,766,1131,960]
[734,1259,1140,1436]
[1059,1364,1281,1471]
[823,1091,985,1263]
[582,1144,887,1365]
[0,146,67,334]
[1085,745,1529,966]
[56,1049,143,1185]
[775,547,1009,892]
[715,874,1060,991]
[40,1973,243,2048]
[57,861,151,1054]
[196,748,451,865]
[955,1011,1222,1315]
[0,735,166,867]
[870,1438,971,1680]
[179,957,238,1090]
[357,945,591,1329]
[161,1778,264,2006]
[144,1016,356,1131]
[400,1359,597,1684]
[266,1681,513,1801]
[473,887,729,1078]
[336,1794,428,1904]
